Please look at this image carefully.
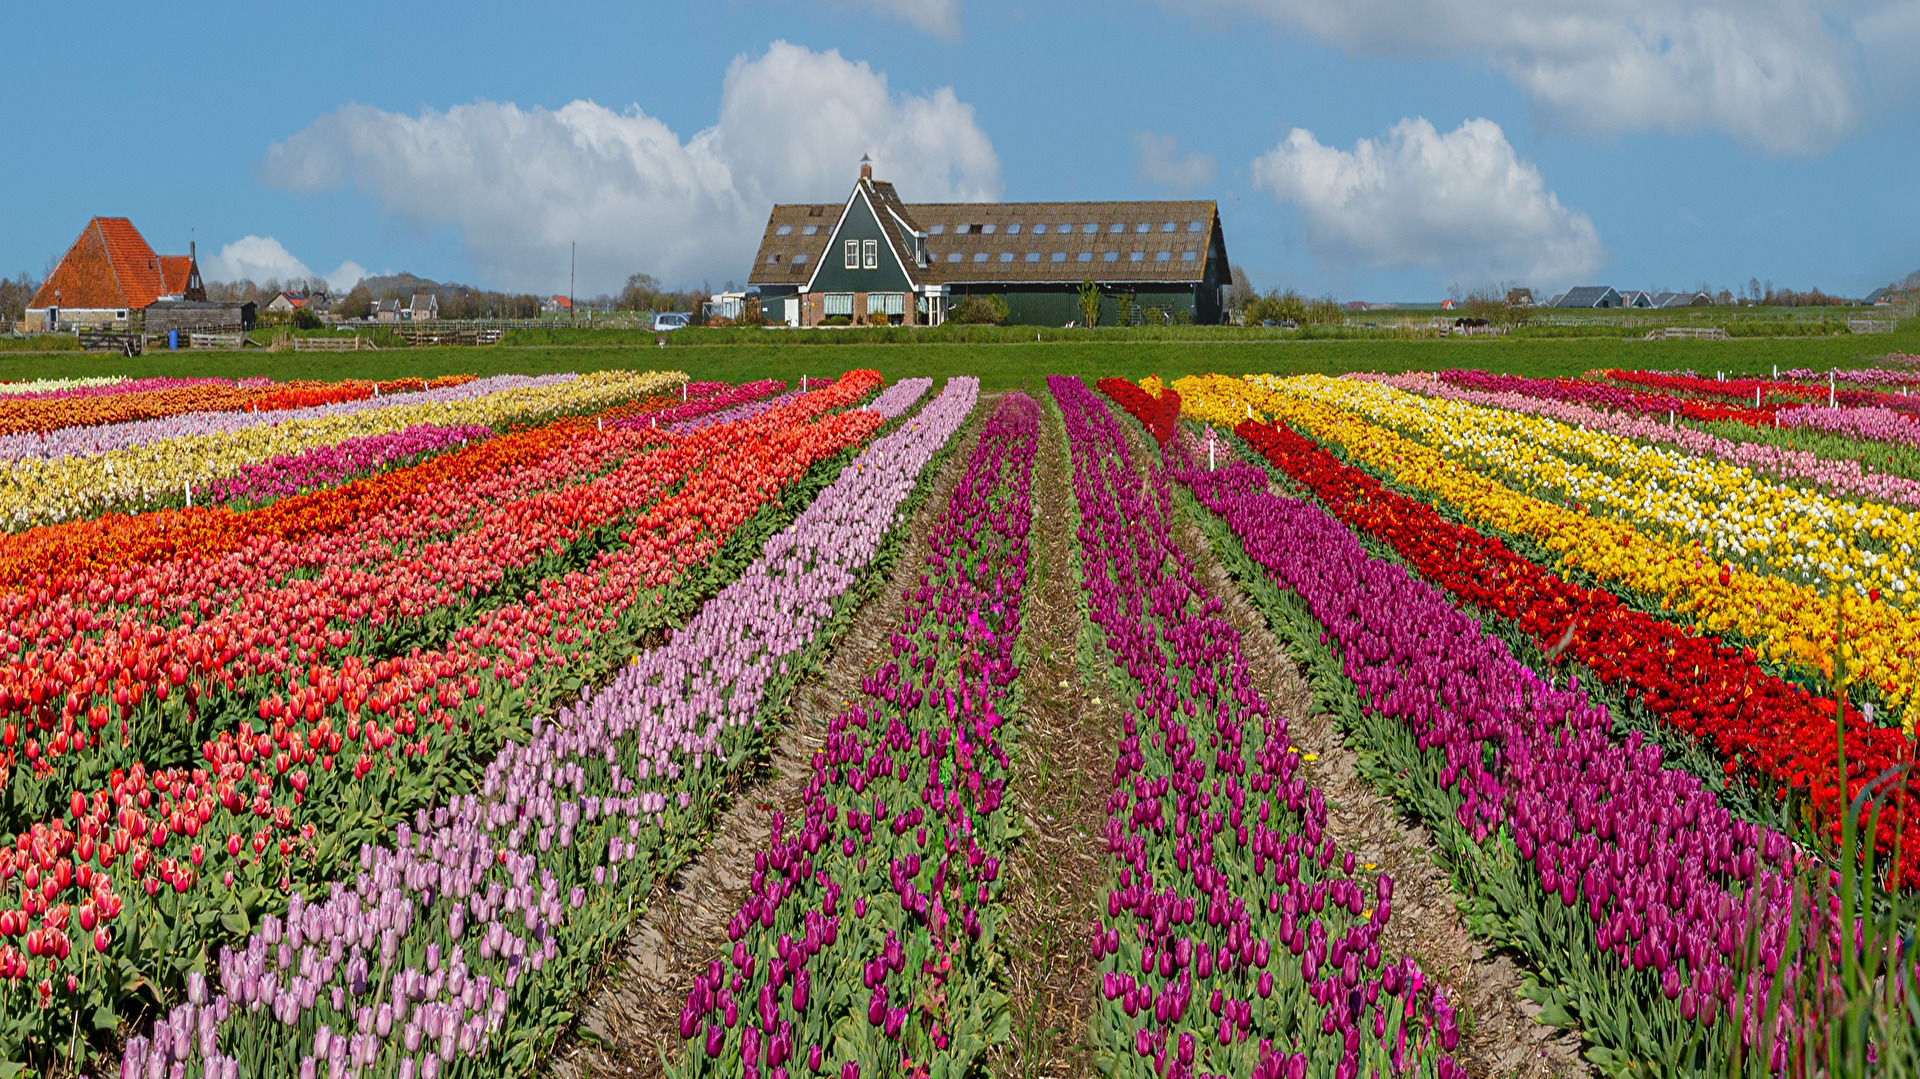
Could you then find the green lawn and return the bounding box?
[3,324,1915,393]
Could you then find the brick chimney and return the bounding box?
[860,153,872,181]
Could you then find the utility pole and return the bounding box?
[570,242,576,327]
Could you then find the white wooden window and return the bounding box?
[844,240,859,269]
[862,239,878,269]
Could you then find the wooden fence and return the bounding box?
[1849,315,1898,335]
[293,335,376,352]
[190,332,245,350]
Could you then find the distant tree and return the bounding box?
[1224,267,1255,316]
[1245,288,1306,326]
[1304,295,1344,325]
[620,273,663,312]
[0,272,40,323]
[336,284,373,320]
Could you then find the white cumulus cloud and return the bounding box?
[201,235,368,291]
[260,41,1001,293]
[1132,132,1216,191]
[1162,0,1899,156]
[1251,116,1605,289]
[829,0,962,40]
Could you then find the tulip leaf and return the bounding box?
[221,908,250,937]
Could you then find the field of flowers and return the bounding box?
[2,361,1908,1077]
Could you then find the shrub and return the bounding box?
[951,294,1009,325]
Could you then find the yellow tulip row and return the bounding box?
[0,370,687,529]
[1269,375,1920,607]
[1167,373,1917,709]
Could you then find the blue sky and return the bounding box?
[6,1,1918,301]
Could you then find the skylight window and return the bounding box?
[1007,224,1021,234]
[1155,251,1171,262]
[775,225,793,236]
[1129,251,1145,261]
[928,225,945,235]
[1103,251,1119,262]
[947,252,962,263]
[1077,252,1093,262]
[982,224,997,234]
[1161,222,1176,232]
[1024,252,1040,262]
[972,252,989,262]
[1050,252,1067,262]
[1181,251,1197,261]
[1187,221,1205,232]
[794,253,809,264]
[766,254,781,264]
[1109,223,1124,234]
[999,252,1014,262]
[1135,223,1150,233]
[1082,223,1097,234]
[802,225,819,236]
[1032,224,1047,235]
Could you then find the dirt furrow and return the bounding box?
[548,395,995,1079]
[988,400,1114,1079]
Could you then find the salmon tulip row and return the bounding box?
[0,374,894,1069]
[1064,377,1461,1079]
[0,376,476,438]
[112,377,972,1079]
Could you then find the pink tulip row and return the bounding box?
[1361,373,1920,508]
[200,423,498,507]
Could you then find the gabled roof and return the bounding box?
[749,181,1227,289]
[1554,286,1619,308]
[30,217,185,310]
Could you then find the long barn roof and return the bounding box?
[750,181,1226,289]
[29,218,191,310]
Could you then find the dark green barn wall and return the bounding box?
[807,193,914,296]
[951,284,1200,327]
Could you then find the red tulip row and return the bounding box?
[1229,415,1917,885]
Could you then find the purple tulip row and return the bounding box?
[1779,364,1920,388]
[1168,425,1851,1069]
[117,377,973,1079]
[1360,372,1920,509]
[671,391,1038,1079]
[1056,377,1461,1079]
[198,422,497,506]
[0,374,578,463]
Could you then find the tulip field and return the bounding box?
[0,360,1910,1077]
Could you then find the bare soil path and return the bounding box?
[986,401,1113,1079]
[549,395,996,1079]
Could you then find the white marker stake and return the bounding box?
[597,415,603,432]
[802,375,807,392]
[184,480,191,508]
[1209,439,1216,473]
[1830,371,1836,408]
[1668,410,1675,428]
[682,382,688,402]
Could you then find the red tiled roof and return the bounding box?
[29,218,188,310]
[157,256,196,297]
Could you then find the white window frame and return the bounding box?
[844,240,859,270]
[862,239,878,269]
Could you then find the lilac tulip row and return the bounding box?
[0,374,577,463]
[675,392,1039,1079]
[1173,427,1842,1069]
[1780,365,1920,388]
[199,423,497,505]
[1360,373,1920,509]
[118,377,972,1079]
[1057,378,1461,1079]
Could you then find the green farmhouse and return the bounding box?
[749,158,1233,327]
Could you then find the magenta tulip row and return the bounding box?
[1061,377,1461,1079]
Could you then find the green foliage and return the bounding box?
[1077,278,1100,329]
[290,307,324,330]
[950,294,1009,325]
[1244,288,1307,327]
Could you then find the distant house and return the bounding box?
[26,217,205,330]
[542,295,572,314]
[374,298,402,323]
[748,158,1232,327]
[1553,286,1624,309]
[1651,291,1711,309]
[264,291,307,314]
[1506,288,1534,307]
[1618,290,1655,309]
[405,293,439,322]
